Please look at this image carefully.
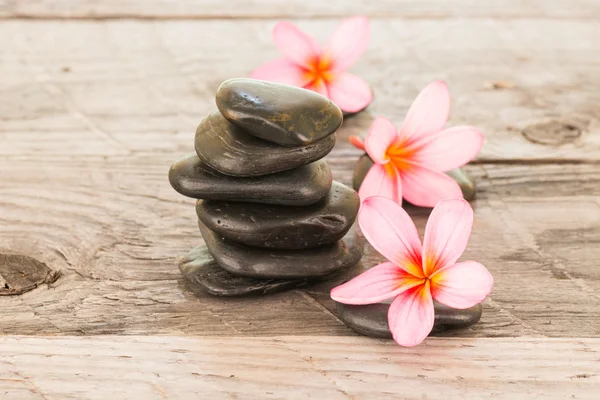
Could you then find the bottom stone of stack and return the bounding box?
[179,245,310,296]
[335,301,483,339]
[198,220,364,279]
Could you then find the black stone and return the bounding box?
[179,245,308,296]
[352,154,374,192]
[342,104,371,119]
[196,181,359,250]
[446,168,476,201]
[195,112,336,177]
[335,301,483,339]
[199,221,363,279]
[169,154,332,206]
[216,78,343,147]
[352,154,476,201]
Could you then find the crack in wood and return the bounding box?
[274,339,357,400]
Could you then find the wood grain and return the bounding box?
[0,1,598,395]
[1,0,599,19]
[1,19,599,162]
[0,336,598,399]
[0,152,598,336]
[0,15,599,338]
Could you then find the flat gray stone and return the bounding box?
[199,221,363,279]
[216,78,343,147]
[169,154,332,206]
[195,112,336,177]
[335,301,483,339]
[179,245,308,296]
[196,181,359,250]
[352,154,476,201]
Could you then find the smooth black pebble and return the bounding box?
[196,181,359,249]
[195,112,336,177]
[199,221,363,279]
[216,78,343,147]
[179,245,308,296]
[169,154,332,206]
[335,301,483,339]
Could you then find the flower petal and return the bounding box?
[365,117,398,164]
[410,126,484,172]
[388,283,435,347]
[349,135,365,150]
[250,58,312,87]
[430,261,493,309]
[400,81,451,143]
[273,21,322,69]
[358,164,402,205]
[400,165,463,208]
[327,72,372,113]
[330,262,423,305]
[306,79,329,98]
[325,16,370,72]
[358,196,424,277]
[422,198,474,276]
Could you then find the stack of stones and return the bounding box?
[169,79,362,297]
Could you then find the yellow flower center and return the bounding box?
[385,140,419,173]
[303,55,334,87]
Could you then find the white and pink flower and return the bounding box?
[351,81,484,208]
[251,17,372,113]
[331,196,493,347]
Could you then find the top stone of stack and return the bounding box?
[216,78,343,147]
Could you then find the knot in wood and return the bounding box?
[0,253,59,296]
[521,118,586,146]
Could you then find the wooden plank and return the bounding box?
[1,19,600,162]
[0,336,598,399]
[1,0,599,19]
[0,154,599,336]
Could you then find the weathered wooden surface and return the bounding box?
[0,336,599,400]
[1,16,599,337]
[1,19,599,161]
[1,0,599,19]
[1,2,599,397]
[1,157,599,336]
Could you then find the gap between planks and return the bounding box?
[1,0,599,20]
[2,14,600,21]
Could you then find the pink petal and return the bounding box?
[306,79,329,98]
[400,81,451,144]
[349,135,365,150]
[388,283,435,347]
[325,16,370,72]
[430,261,493,309]
[250,58,312,87]
[327,72,372,113]
[364,117,398,164]
[330,262,423,305]
[273,21,322,69]
[358,163,402,205]
[358,196,424,278]
[410,126,484,172]
[422,198,474,276]
[400,164,463,208]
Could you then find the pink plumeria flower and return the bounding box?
[331,196,493,347]
[350,81,484,207]
[251,17,373,113]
